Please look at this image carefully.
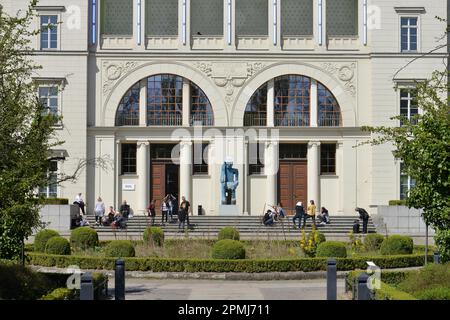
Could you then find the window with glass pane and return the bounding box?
[320,144,336,175]
[147,74,183,126]
[400,88,418,125]
[249,142,265,175]
[121,144,137,174]
[40,15,58,49]
[274,75,310,127]
[39,160,58,198]
[39,86,59,115]
[279,144,307,159]
[115,82,140,126]
[318,83,341,127]
[401,17,418,52]
[190,83,214,126]
[236,0,268,36]
[101,0,133,35]
[326,0,358,36]
[244,84,267,126]
[400,163,416,200]
[193,143,209,175]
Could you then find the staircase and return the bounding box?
[85,215,376,240]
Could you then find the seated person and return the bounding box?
[277,203,286,219]
[318,207,330,225]
[352,220,360,234]
[113,211,126,229]
[263,210,274,226]
[102,206,116,226]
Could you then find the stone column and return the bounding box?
[180,140,192,203]
[182,79,190,126]
[267,79,275,127]
[115,139,121,210]
[310,79,318,127]
[136,141,150,215]
[265,141,279,207]
[243,140,249,215]
[139,79,147,126]
[307,141,320,212]
[336,141,344,214]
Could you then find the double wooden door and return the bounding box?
[277,160,308,215]
[150,162,179,210]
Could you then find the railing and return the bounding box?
[275,113,310,127]
[244,113,267,126]
[190,114,214,126]
[115,115,139,127]
[147,114,182,126]
[318,114,341,127]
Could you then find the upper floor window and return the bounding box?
[318,83,341,127]
[115,82,140,126]
[401,17,418,52]
[327,0,358,37]
[39,85,59,116]
[400,88,418,125]
[121,143,137,175]
[400,163,416,200]
[40,15,58,49]
[244,84,267,126]
[101,0,133,36]
[39,160,58,198]
[190,83,214,126]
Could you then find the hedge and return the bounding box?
[316,241,347,258]
[26,252,433,273]
[104,240,135,257]
[388,200,407,206]
[143,227,164,247]
[374,282,417,300]
[34,229,60,252]
[364,234,385,252]
[218,227,240,241]
[40,288,76,300]
[42,198,69,205]
[212,240,246,259]
[70,227,99,250]
[45,237,71,255]
[380,235,414,255]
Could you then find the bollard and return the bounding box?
[115,259,125,300]
[327,259,337,300]
[80,272,94,300]
[434,251,440,264]
[357,273,371,300]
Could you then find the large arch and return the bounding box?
[231,62,356,127]
[102,62,228,126]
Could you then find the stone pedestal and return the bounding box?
[218,205,240,215]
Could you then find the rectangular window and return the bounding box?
[401,17,418,52]
[249,143,265,175]
[400,163,416,200]
[193,143,209,175]
[121,143,137,174]
[279,144,307,160]
[320,144,336,175]
[39,160,58,198]
[40,15,58,49]
[39,86,59,115]
[400,88,418,125]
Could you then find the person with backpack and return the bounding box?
[355,207,370,234]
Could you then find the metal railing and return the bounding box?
[244,113,267,126]
[275,113,310,127]
[318,114,341,127]
[147,114,182,126]
[190,114,214,126]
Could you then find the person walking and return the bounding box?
[303,200,317,229]
[178,198,188,232]
[94,197,105,225]
[355,207,370,234]
[147,200,156,225]
[180,196,191,228]
[161,196,169,224]
[293,201,304,229]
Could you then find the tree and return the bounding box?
[361,70,450,262]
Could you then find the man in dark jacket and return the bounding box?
[293,201,305,229]
[355,207,369,234]
[120,200,131,219]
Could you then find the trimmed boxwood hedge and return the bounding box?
[143,227,164,247]
[380,235,414,255]
[364,234,385,252]
[70,227,99,250]
[34,229,60,252]
[104,240,135,257]
[42,198,69,205]
[212,240,246,259]
[218,227,240,241]
[374,282,417,300]
[26,252,433,273]
[45,237,71,255]
[316,241,347,258]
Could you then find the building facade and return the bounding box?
[2,0,448,216]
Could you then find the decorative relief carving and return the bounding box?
[195,62,266,108]
[321,62,357,97]
[103,61,139,95]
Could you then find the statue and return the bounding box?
[220,157,239,205]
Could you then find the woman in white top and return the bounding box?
[94,197,105,225]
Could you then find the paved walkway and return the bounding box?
[107,278,346,300]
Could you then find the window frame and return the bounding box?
[38,13,60,50]
[121,143,137,175]
[248,142,265,175]
[36,79,65,127]
[400,162,416,200]
[320,143,337,176]
[399,15,420,53]
[192,143,210,175]
[39,160,59,198]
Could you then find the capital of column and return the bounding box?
[137,141,150,148]
[180,140,192,147]
[308,140,321,148]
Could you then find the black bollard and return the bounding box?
[115,259,125,300]
[80,272,94,300]
[434,251,440,264]
[357,273,371,300]
[327,259,337,300]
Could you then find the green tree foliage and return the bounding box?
[362,70,450,261]
[0,1,62,259]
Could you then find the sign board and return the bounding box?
[123,183,135,191]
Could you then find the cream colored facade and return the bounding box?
[2,0,448,216]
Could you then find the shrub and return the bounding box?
[435,229,450,263]
[70,227,99,250]
[42,198,69,205]
[45,237,71,255]
[380,235,414,255]
[34,229,60,252]
[0,264,50,299]
[316,241,347,258]
[104,241,135,257]
[218,227,240,241]
[397,263,450,296]
[143,227,164,247]
[300,228,325,257]
[374,282,417,300]
[364,234,385,252]
[388,200,407,206]
[416,287,450,300]
[211,240,246,259]
[348,232,364,253]
[40,288,75,300]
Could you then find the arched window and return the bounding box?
[274,75,310,126]
[190,82,214,126]
[115,82,140,126]
[244,83,267,126]
[318,83,341,127]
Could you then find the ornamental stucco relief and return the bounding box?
[102,61,140,95]
[321,62,357,97]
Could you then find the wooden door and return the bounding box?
[151,163,165,209]
[277,161,307,215]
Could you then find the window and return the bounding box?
[279,144,307,159]
[193,143,209,175]
[151,144,177,160]
[115,82,140,126]
[400,88,418,125]
[121,144,137,174]
[39,160,58,198]
[318,83,341,127]
[244,84,267,126]
[40,15,58,49]
[401,17,418,52]
[400,163,416,200]
[39,86,59,115]
[320,144,336,175]
[249,143,265,175]
[190,83,214,126]
[326,0,358,37]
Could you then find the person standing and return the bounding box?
[304,200,317,228]
[119,200,131,219]
[147,200,156,225]
[293,201,304,229]
[94,197,105,225]
[180,196,191,228]
[161,196,169,224]
[74,193,85,215]
[178,199,187,232]
[355,207,370,234]
[167,194,175,222]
